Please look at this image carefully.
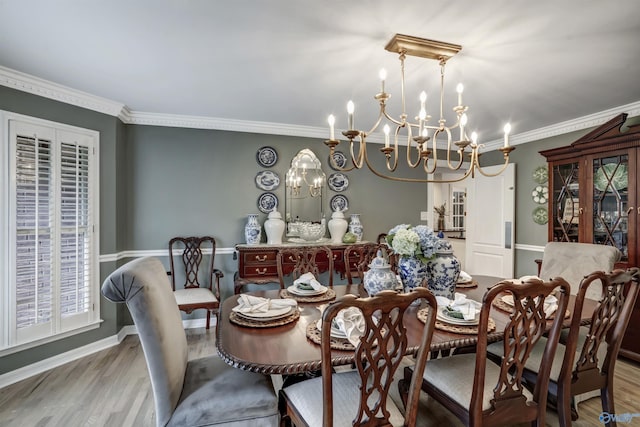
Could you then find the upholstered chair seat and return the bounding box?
[421,352,534,411]
[281,370,404,427]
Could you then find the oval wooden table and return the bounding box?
[216,275,594,375]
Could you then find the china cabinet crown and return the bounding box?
[540,113,640,361]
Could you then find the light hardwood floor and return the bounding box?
[1,328,638,427]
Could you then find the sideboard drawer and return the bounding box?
[243,251,277,265]
[242,264,279,277]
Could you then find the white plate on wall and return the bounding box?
[256,146,278,167]
[329,151,347,170]
[328,172,349,192]
[255,170,280,190]
[330,194,349,212]
[257,192,278,213]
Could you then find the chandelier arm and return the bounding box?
[350,135,366,169]
[422,156,438,175]
[325,142,359,172]
[364,153,472,183]
[404,127,425,169]
[474,155,511,178]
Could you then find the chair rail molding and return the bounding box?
[99,247,236,263]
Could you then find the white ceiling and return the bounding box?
[1,1,640,145]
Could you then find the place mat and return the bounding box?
[456,280,478,289]
[306,322,355,350]
[417,307,496,335]
[279,288,336,303]
[491,296,571,319]
[229,309,300,328]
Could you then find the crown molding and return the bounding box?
[481,100,640,151]
[0,65,126,117]
[2,65,639,145]
[124,110,328,139]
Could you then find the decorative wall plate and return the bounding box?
[531,185,548,204]
[532,206,548,225]
[257,192,278,213]
[329,151,347,170]
[532,165,548,184]
[256,146,278,167]
[594,163,628,192]
[255,170,280,190]
[330,194,349,212]
[328,172,349,192]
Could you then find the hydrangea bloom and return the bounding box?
[387,224,438,261]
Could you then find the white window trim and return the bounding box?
[0,111,100,351]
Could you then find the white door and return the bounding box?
[465,163,515,278]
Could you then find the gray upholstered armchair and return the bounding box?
[101,256,279,427]
[537,242,621,299]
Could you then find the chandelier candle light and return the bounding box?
[324,34,515,183]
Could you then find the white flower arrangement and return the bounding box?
[386,224,439,262]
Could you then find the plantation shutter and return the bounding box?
[9,120,97,346]
[14,126,55,342]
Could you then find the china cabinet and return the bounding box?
[540,113,640,361]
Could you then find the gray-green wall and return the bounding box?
[1,83,637,376]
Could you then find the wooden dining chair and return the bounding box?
[507,268,639,426]
[343,242,396,285]
[279,287,437,427]
[276,245,334,289]
[102,257,279,427]
[168,236,224,329]
[399,277,571,427]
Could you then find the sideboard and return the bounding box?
[234,242,367,294]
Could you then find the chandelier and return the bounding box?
[324,34,515,183]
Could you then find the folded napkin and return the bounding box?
[506,275,541,284]
[435,292,482,321]
[332,307,365,347]
[502,294,558,318]
[543,295,558,318]
[293,272,322,290]
[458,271,472,282]
[234,294,297,313]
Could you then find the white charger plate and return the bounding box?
[233,305,293,320]
[316,319,347,338]
[287,284,328,296]
[436,307,479,326]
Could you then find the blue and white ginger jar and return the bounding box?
[426,238,460,299]
[244,213,262,245]
[397,255,428,294]
[363,251,398,296]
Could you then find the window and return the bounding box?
[1,113,99,352]
[451,188,465,230]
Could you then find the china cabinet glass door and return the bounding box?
[592,154,629,262]
[551,162,580,242]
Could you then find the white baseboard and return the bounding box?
[0,319,213,389]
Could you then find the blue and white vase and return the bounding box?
[244,213,262,245]
[425,238,460,299]
[363,251,398,296]
[349,213,363,242]
[397,255,428,294]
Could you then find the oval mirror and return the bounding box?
[285,149,326,236]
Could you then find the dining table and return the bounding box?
[215,275,596,375]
